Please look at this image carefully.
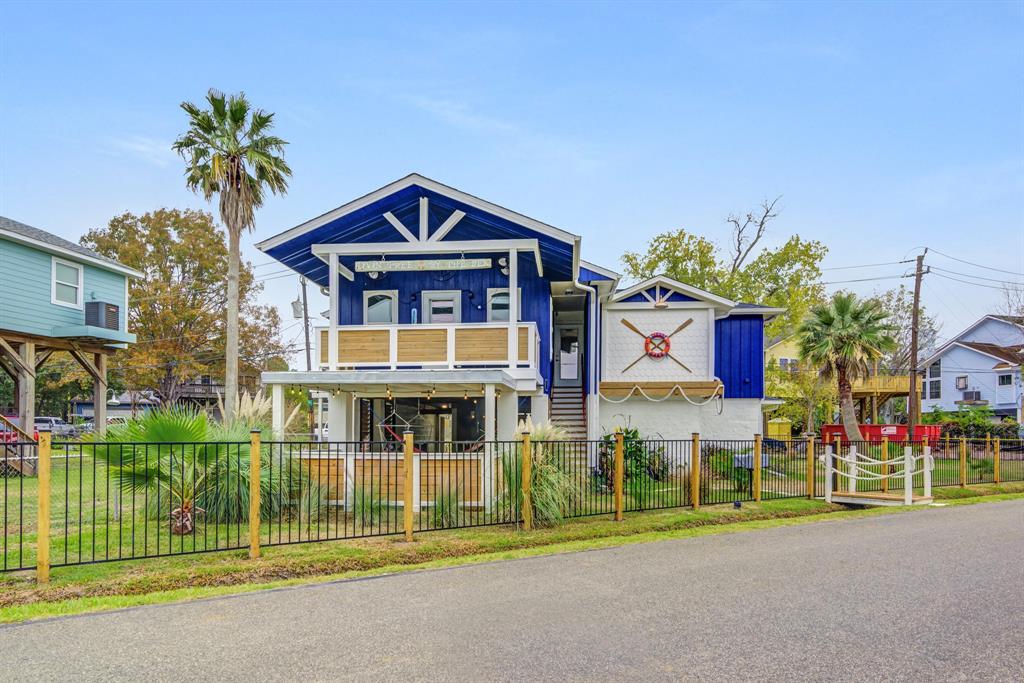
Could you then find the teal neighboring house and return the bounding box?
[0,216,141,435]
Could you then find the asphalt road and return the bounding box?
[3,500,1023,682]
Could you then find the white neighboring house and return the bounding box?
[919,315,1024,423]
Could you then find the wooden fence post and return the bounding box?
[993,438,1001,484]
[881,436,890,493]
[690,433,700,509]
[521,432,533,531]
[806,435,815,499]
[37,430,51,584]
[403,431,414,541]
[614,430,624,522]
[249,430,261,559]
[959,437,967,487]
[753,434,762,503]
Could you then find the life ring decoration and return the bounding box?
[644,331,671,359]
[620,317,694,373]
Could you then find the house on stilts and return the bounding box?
[257,174,781,445]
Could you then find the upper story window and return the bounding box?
[998,374,1012,386]
[922,360,941,400]
[928,360,941,378]
[955,376,968,390]
[487,288,521,322]
[364,290,397,324]
[51,257,83,309]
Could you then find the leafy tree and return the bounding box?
[870,285,940,373]
[766,362,837,435]
[173,90,291,419]
[798,292,897,441]
[81,209,286,403]
[621,198,826,335]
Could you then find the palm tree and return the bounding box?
[173,90,291,420]
[797,292,896,441]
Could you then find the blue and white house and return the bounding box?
[257,174,781,443]
[0,216,140,433]
[920,315,1024,422]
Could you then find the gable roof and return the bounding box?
[0,216,142,278]
[609,275,736,308]
[256,173,581,284]
[958,341,1024,367]
[921,314,1024,368]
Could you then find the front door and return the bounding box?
[554,325,583,386]
[422,291,462,324]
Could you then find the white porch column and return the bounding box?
[507,248,518,367]
[484,384,496,443]
[271,384,285,440]
[496,389,519,441]
[328,253,339,370]
[530,392,549,426]
[587,394,601,442]
[327,390,352,442]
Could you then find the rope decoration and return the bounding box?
[597,380,725,413]
[818,447,935,482]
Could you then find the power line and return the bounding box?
[930,266,1022,285]
[820,260,910,271]
[930,272,1010,291]
[821,274,913,285]
[928,248,1024,277]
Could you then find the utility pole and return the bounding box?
[907,249,928,430]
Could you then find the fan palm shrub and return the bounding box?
[93,407,317,534]
[798,292,896,441]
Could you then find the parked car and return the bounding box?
[33,416,77,438]
[1,422,38,443]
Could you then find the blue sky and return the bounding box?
[2,1,1022,360]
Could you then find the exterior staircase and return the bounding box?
[549,386,588,441]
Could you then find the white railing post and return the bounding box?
[903,447,913,505]
[848,445,858,494]
[328,253,339,370]
[823,446,833,503]
[923,445,932,498]
[446,326,455,369]
[389,327,398,370]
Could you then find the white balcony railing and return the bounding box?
[315,322,538,371]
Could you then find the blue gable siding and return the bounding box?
[714,315,765,399]
[0,237,128,337]
[336,252,552,387]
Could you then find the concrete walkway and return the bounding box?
[3,500,1023,681]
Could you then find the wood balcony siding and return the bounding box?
[316,322,538,370]
[851,375,914,397]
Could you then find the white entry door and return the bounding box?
[554,325,582,386]
[422,291,462,324]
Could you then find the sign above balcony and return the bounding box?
[355,258,492,273]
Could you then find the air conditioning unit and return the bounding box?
[85,301,120,330]
[962,390,982,402]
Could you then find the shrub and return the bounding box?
[595,427,670,489]
[431,483,463,528]
[498,421,579,527]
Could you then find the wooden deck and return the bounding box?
[830,490,933,507]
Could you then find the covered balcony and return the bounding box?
[315,322,539,371]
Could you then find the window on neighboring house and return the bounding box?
[929,380,941,400]
[778,358,789,371]
[928,360,941,378]
[486,288,522,322]
[998,374,1012,386]
[363,290,397,324]
[52,257,83,309]
[955,376,968,390]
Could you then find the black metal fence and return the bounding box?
[2,436,1022,575]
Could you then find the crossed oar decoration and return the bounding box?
[620,317,694,373]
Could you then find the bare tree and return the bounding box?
[1001,283,1024,318]
[726,196,782,274]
